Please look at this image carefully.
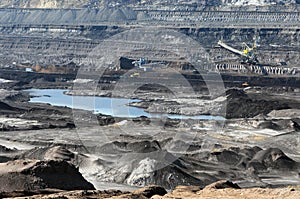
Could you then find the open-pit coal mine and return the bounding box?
[0,5,299,199]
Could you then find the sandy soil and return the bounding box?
[3,182,300,199]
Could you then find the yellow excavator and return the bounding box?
[218,38,259,65]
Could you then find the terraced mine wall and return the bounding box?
[0,9,299,76]
[140,10,300,27]
[0,8,299,28]
[0,25,299,74]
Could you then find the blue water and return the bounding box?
[27,89,225,120]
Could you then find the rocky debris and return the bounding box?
[0,189,127,198]
[129,87,300,120]
[86,129,300,190]
[97,114,116,126]
[225,89,299,118]
[92,151,205,189]
[255,118,300,132]
[17,146,75,162]
[0,189,63,198]
[2,181,300,199]
[0,118,299,190]
[0,101,18,112]
[226,89,248,98]
[44,146,75,161]
[207,146,262,167]
[209,146,300,172]
[257,121,283,130]
[174,184,300,199]
[204,180,241,189]
[92,148,204,190]
[212,149,244,166]
[248,148,299,171]
[132,185,167,198]
[119,57,135,70]
[98,140,161,154]
[0,159,95,192]
[125,157,204,189]
[0,116,49,131]
[0,186,166,199]
[267,109,300,119]
[0,94,77,131]
[0,73,300,192]
[170,185,201,194]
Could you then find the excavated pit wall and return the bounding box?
[0,27,298,67]
[141,10,300,28]
[0,11,298,74]
[0,8,299,27]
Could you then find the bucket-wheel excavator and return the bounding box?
[217,39,259,65]
[217,38,269,75]
[215,39,298,76]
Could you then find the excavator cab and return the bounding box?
[242,41,258,64]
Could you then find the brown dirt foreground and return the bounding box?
[3,181,300,199]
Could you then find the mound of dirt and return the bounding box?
[212,149,243,166]
[209,146,299,172]
[208,146,262,167]
[125,156,204,189]
[257,121,282,130]
[97,140,161,154]
[18,146,75,162]
[93,149,204,190]
[226,89,248,98]
[0,101,17,111]
[0,159,95,192]
[119,57,135,70]
[108,8,127,22]
[226,89,291,118]
[248,148,299,171]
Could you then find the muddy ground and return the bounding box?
[0,68,299,196]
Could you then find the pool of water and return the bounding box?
[26,89,225,120]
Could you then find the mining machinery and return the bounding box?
[217,39,259,65]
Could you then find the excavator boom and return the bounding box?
[217,40,247,57]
